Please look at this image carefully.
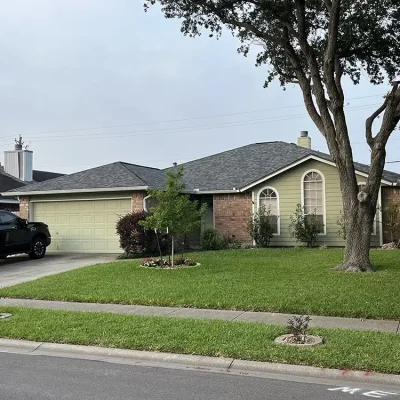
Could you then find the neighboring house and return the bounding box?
[0,170,26,212]
[3,132,400,253]
[0,140,64,212]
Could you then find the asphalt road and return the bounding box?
[0,353,399,400]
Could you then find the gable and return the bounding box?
[241,155,393,191]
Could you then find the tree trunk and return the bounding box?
[335,199,375,272]
[171,235,174,267]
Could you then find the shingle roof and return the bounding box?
[165,142,400,190]
[5,142,400,195]
[0,170,25,201]
[6,162,166,193]
[33,170,65,182]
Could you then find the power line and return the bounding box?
[0,93,386,141]
[0,103,382,147]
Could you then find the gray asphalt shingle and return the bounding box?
[6,142,400,194]
[170,142,400,191]
[6,162,166,193]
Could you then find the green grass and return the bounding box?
[0,306,399,374]
[1,248,399,319]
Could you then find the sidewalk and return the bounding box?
[1,297,399,333]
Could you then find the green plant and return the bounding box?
[247,205,276,247]
[287,315,312,344]
[200,228,222,251]
[221,234,241,249]
[116,212,167,257]
[140,167,207,266]
[336,210,348,240]
[289,204,324,248]
[383,203,400,242]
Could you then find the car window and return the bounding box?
[0,212,18,225]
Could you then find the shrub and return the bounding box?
[287,315,311,344]
[383,203,400,242]
[289,204,324,248]
[201,228,223,250]
[247,205,276,247]
[336,210,347,240]
[221,234,241,249]
[116,212,168,256]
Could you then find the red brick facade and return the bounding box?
[131,192,145,213]
[381,186,400,243]
[214,192,253,243]
[18,197,30,219]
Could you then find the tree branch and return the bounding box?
[365,97,389,148]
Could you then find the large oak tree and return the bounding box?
[144,0,400,271]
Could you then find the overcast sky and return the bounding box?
[0,0,398,175]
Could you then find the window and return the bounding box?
[0,212,18,225]
[302,170,325,234]
[358,183,377,235]
[258,187,280,234]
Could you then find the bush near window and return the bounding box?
[201,228,223,250]
[247,205,276,247]
[116,212,169,257]
[289,204,324,248]
[383,203,400,243]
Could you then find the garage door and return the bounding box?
[33,199,131,253]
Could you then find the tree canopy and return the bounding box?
[144,0,400,271]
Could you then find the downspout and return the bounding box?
[143,195,151,213]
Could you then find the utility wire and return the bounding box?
[0,93,386,141]
[0,103,381,146]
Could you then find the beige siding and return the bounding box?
[252,160,381,247]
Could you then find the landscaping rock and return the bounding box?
[274,334,323,347]
[382,242,399,250]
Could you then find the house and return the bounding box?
[0,138,64,212]
[3,132,400,253]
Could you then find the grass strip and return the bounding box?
[0,249,399,319]
[0,306,399,374]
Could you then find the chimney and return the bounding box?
[297,131,311,149]
[4,136,33,182]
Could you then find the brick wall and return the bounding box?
[214,192,253,243]
[131,192,145,213]
[381,186,400,243]
[18,197,30,219]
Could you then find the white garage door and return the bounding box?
[33,199,131,253]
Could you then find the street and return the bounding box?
[0,353,399,400]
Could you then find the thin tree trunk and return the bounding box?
[335,201,375,272]
[171,236,174,267]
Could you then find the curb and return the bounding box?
[0,338,399,387]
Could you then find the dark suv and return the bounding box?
[0,211,51,259]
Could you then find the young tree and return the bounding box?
[144,0,400,271]
[141,166,207,266]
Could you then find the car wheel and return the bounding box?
[29,237,47,259]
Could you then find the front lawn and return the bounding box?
[0,307,399,374]
[0,249,399,319]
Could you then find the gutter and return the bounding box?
[0,199,19,204]
[1,186,149,197]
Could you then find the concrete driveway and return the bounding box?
[0,253,116,289]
